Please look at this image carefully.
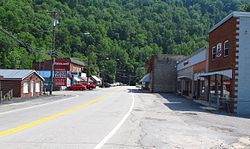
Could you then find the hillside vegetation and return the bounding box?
[0,0,249,83]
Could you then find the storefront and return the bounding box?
[177,47,207,99]
[199,12,250,114]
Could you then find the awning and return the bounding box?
[92,75,101,82]
[139,73,151,83]
[198,69,232,78]
[80,76,87,81]
[73,76,81,82]
[178,76,192,80]
[194,73,205,81]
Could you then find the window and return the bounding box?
[216,43,222,57]
[23,80,29,94]
[36,81,40,92]
[224,40,229,56]
[212,46,216,59]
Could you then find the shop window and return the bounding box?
[36,81,40,93]
[224,40,229,57]
[216,43,222,57]
[212,46,216,59]
[23,80,29,94]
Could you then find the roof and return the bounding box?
[70,58,85,66]
[139,73,151,83]
[0,69,45,81]
[177,46,207,64]
[209,11,250,33]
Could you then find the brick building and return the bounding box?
[199,12,250,114]
[177,46,208,99]
[33,58,85,73]
[33,58,86,88]
[146,54,184,93]
[0,69,44,98]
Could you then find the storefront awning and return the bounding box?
[92,75,101,82]
[139,73,151,83]
[198,69,232,78]
[73,76,81,82]
[178,76,192,80]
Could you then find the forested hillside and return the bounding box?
[0,0,249,82]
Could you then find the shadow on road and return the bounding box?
[160,93,250,119]
[160,93,204,112]
[127,88,151,93]
[128,88,250,119]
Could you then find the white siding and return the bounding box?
[237,16,250,115]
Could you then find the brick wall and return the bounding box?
[21,74,44,97]
[152,55,184,93]
[70,63,83,72]
[209,16,237,112]
[193,61,206,73]
[208,17,237,72]
[32,61,52,70]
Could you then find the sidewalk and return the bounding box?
[106,90,250,149]
[0,92,75,113]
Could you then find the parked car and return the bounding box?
[67,84,87,90]
[104,82,111,88]
[81,82,96,90]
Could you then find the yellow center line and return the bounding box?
[0,95,107,138]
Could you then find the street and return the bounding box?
[0,86,250,149]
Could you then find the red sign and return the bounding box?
[54,59,69,71]
[54,78,67,86]
[54,59,68,86]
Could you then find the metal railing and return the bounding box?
[0,89,13,104]
[209,93,234,112]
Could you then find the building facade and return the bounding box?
[0,70,44,98]
[199,12,250,114]
[33,58,86,89]
[177,47,208,99]
[146,54,184,93]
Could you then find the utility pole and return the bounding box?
[83,32,90,84]
[48,9,60,95]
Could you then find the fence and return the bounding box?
[0,89,13,104]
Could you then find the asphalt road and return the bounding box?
[0,86,134,149]
[0,86,250,149]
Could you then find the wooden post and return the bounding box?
[215,74,220,110]
[11,89,13,99]
[208,76,211,105]
[220,75,223,97]
[0,90,2,104]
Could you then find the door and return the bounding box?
[31,81,34,96]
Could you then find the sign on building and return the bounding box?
[54,59,69,86]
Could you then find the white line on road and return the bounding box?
[94,92,135,149]
[0,94,79,115]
